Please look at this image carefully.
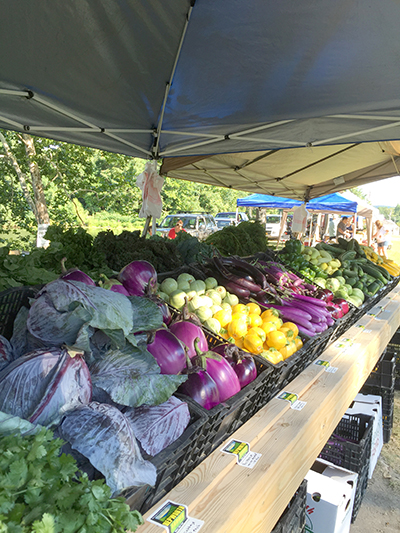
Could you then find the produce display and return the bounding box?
[279,238,400,307]
[0,226,399,529]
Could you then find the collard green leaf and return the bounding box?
[90,344,187,407]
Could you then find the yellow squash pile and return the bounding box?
[216,303,303,365]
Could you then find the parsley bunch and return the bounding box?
[0,428,143,533]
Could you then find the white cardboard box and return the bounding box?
[346,393,383,478]
[305,458,358,533]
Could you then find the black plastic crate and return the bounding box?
[328,306,357,344]
[363,347,396,390]
[271,479,307,533]
[318,413,374,522]
[387,328,400,390]
[0,285,40,340]
[177,352,281,454]
[124,397,209,514]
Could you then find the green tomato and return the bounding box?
[215,285,227,299]
[191,280,206,294]
[223,293,239,307]
[204,317,222,334]
[157,291,169,302]
[177,273,195,285]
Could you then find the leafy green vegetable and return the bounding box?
[204,221,268,256]
[92,230,183,273]
[174,232,214,264]
[0,427,143,532]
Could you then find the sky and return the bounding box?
[359,176,400,208]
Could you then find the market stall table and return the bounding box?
[138,285,400,533]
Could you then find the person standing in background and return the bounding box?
[373,220,390,258]
[336,216,349,239]
[168,219,186,239]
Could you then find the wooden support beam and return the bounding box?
[138,287,400,533]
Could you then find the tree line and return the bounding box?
[0,129,247,239]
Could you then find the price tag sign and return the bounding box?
[334,338,352,349]
[221,439,261,468]
[276,391,306,410]
[148,502,204,533]
[314,360,338,373]
[355,324,372,333]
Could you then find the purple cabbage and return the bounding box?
[124,396,190,456]
[58,402,157,495]
[118,260,157,296]
[0,347,92,427]
[0,335,13,371]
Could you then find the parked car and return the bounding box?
[265,214,282,238]
[214,211,248,228]
[157,213,218,240]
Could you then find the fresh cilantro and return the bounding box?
[0,428,144,532]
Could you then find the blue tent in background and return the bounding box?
[237,192,358,243]
[237,192,358,214]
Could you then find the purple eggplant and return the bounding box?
[60,258,96,286]
[213,343,257,388]
[146,329,186,374]
[178,368,220,410]
[99,274,130,296]
[292,293,327,307]
[148,295,172,326]
[169,321,208,359]
[118,260,157,296]
[192,341,241,403]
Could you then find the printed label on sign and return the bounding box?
[148,501,204,533]
[314,360,338,373]
[277,391,306,410]
[221,439,261,468]
[334,338,353,349]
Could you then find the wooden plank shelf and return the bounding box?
[138,286,400,533]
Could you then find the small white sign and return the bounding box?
[277,391,306,410]
[148,501,204,533]
[221,439,261,468]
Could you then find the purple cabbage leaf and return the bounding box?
[0,410,42,437]
[58,402,157,495]
[90,343,187,408]
[0,334,13,371]
[0,347,92,427]
[27,280,134,352]
[10,306,48,359]
[127,296,163,333]
[124,396,190,456]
